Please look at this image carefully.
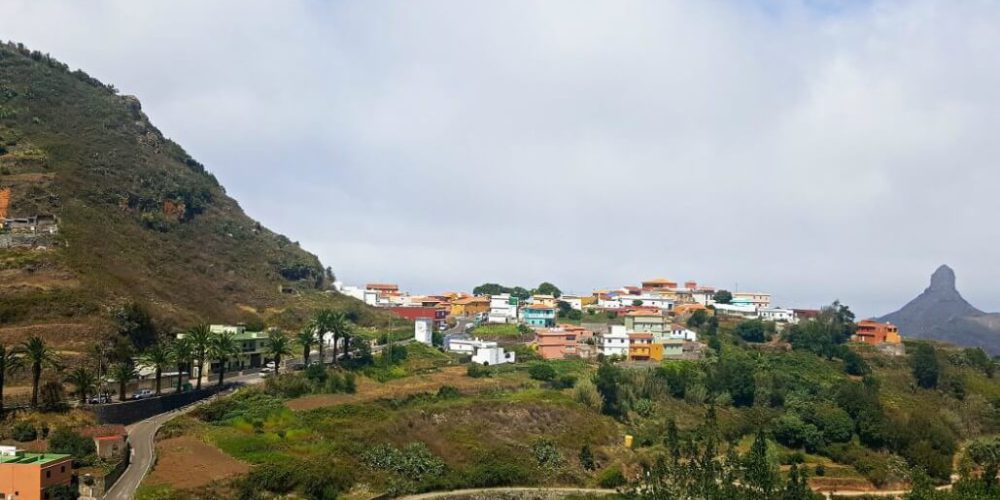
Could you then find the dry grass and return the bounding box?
[286,366,530,411]
[145,435,249,490]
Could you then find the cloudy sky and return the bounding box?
[3,0,1000,317]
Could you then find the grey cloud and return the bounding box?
[3,0,1000,317]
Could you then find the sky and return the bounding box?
[3,0,1000,318]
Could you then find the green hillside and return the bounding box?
[0,42,382,349]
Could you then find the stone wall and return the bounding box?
[90,384,233,425]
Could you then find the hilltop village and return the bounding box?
[336,278,906,365]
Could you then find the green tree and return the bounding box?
[713,290,733,304]
[535,282,562,298]
[209,331,239,386]
[109,360,136,402]
[112,302,157,350]
[265,330,293,374]
[140,342,172,395]
[312,309,338,364]
[594,361,622,417]
[18,336,59,409]
[687,309,709,328]
[734,319,769,343]
[328,312,351,365]
[0,343,24,416]
[65,367,97,405]
[186,324,212,390]
[912,343,940,389]
[472,283,506,296]
[529,363,556,381]
[296,327,314,366]
[842,349,869,376]
[170,336,194,392]
[966,436,1000,489]
[743,429,779,498]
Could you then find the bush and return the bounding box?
[264,373,312,399]
[467,364,492,378]
[362,442,446,480]
[773,414,823,452]
[814,464,826,476]
[468,450,533,487]
[528,363,557,382]
[437,385,461,399]
[305,363,327,384]
[48,428,96,464]
[633,398,655,418]
[573,379,603,411]
[734,319,770,343]
[12,421,37,442]
[598,465,627,488]
[343,372,357,393]
[40,381,68,412]
[532,439,565,470]
[552,374,577,389]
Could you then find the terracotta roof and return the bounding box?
[629,332,654,339]
[642,278,676,284]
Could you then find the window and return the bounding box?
[61,465,66,473]
[46,470,51,478]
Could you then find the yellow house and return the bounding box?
[450,296,490,317]
[628,333,663,361]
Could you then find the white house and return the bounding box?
[488,293,519,324]
[598,295,623,309]
[447,337,515,365]
[600,325,630,358]
[758,307,795,323]
[691,289,716,306]
[713,303,759,319]
[665,325,698,342]
[414,318,434,345]
[337,284,380,306]
[627,294,675,311]
[559,294,584,311]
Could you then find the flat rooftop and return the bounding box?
[0,452,71,465]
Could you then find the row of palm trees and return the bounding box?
[301,310,354,366]
[0,328,299,415]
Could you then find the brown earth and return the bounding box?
[145,435,249,490]
[286,366,529,411]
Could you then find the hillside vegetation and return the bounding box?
[0,42,386,347]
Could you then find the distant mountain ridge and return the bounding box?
[878,265,1000,354]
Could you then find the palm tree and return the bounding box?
[18,336,59,409]
[295,327,314,366]
[265,330,293,374]
[140,343,172,395]
[109,360,136,402]
[328,312,350,366]
[170,337,194,393]
[187,325,212,390]
[0,344,24,416]
[208,331,239,386]
[65,367,97,405]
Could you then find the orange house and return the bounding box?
[450,296,490,317]
[536,328,580,360]
[628,332,663,361]
[0,449,73,500]
[852,320,901,345]
[641,278,677,291]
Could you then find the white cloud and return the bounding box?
[3,0,1000,317]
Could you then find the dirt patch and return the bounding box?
[286,366,528,411]
[809,476,879,492]
[145,435,249,489]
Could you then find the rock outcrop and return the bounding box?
[878,265,1000,354]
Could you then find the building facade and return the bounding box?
[389,306,448,330]
[852,320,902,345]
[488,294,519,324]
[600,325,630,358]
[535,328,580,360]
[624,311,667,334]
[520,305,556,328]
[0,447,72,500]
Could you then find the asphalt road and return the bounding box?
[103,372,263,500]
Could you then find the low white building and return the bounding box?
[713,303,759,319]
[559,294,585,310]
[758,307,795,323]
[613,294,674,311]
[414,318,434,345]
[665,325,698,342]
[691,289,717,306]
[598,295,623,309]
[488,293,519,324]
[447,337,515,365]
[337,284,380,306]
[600,325,630,358]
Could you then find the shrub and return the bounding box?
[552,374,577,389]
[633,398,655,418]
[362,442,446,480]
[532,439,565,470]
[12,421,37,442]
[579,445,596,471]
[437,385,461,399]
[305,363,327,384]
[40,381,68,412]
[467,364,492,378]
[264,373,312,399]
[528,363,556,382]
[48,428,97,464]
[598,465,627,488]
[573,379,603,411]
[815,464,826,476]
[773,414,823,452]
[343,372,357,393]
[468,450,532,487]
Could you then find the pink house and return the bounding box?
[535,328,580,360]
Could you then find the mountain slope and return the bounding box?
[878,265,1000,354]
[0,42,380,348]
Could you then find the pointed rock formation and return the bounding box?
[879,265,999,354]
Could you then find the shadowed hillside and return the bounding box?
[0,42,383,348]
